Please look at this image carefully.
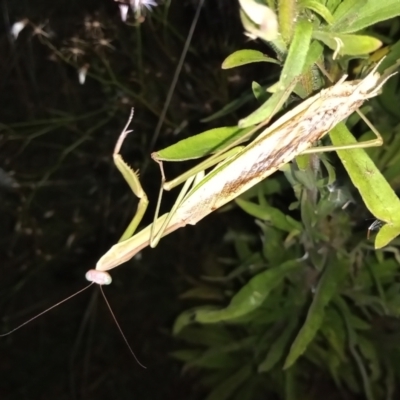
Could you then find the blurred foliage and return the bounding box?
[2,0,400,400]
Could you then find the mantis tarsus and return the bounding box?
[87,59,393,285]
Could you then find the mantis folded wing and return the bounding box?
[89,60,394,280]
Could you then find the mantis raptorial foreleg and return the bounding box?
[113,109,149,242]
[111,109,196,246]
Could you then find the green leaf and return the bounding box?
[357,336,381,381]
[260,226,286,266]
[335,298,374,399]
[173,306,219,334]
[153,126,254,161]
[376,40,400,76]
[177,326,235,347]
[189,337,257,370]
[313,31,382,56]
[205,365,252,400]
[321,309,347,361]
[238,85,293,128]
[173,260,302,333]
[331,0,400,34]
[258,318,298,372]
[279,0,297,44]
[251,81,269,103]
[222,49,279,69]
[235,197,302,232]
[299,0,335,24]
[284,259,348,368]
[329,123,400,248]
[329,0,367,32]
[376,224,400,249]
[196,260,301,323]
[303,41,324,73]
[279,19,313,90]
[294,41,325,98]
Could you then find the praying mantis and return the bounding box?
[86,59,394,286]
[1,59,395,369]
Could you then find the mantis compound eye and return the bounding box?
[85,269,112,285]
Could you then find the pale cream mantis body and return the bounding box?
[87,61,393,284]
[1,62,393,371]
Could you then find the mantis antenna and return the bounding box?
[1,268,146,369]
[0,283,95,337]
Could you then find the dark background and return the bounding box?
[0,0,261,398]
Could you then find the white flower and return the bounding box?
[78,64,89,85]
[118,4,130,22]
[115,0,158,21]
[11,19,29,40]
[129,0,157,11]
[239,0,278,42]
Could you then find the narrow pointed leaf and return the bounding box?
[154,126,253,161]
[284,260,347,368]
[222,49,279,69]
[329,123,400,248]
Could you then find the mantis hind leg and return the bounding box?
[300,109,383,155]
[149,170,200,248]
